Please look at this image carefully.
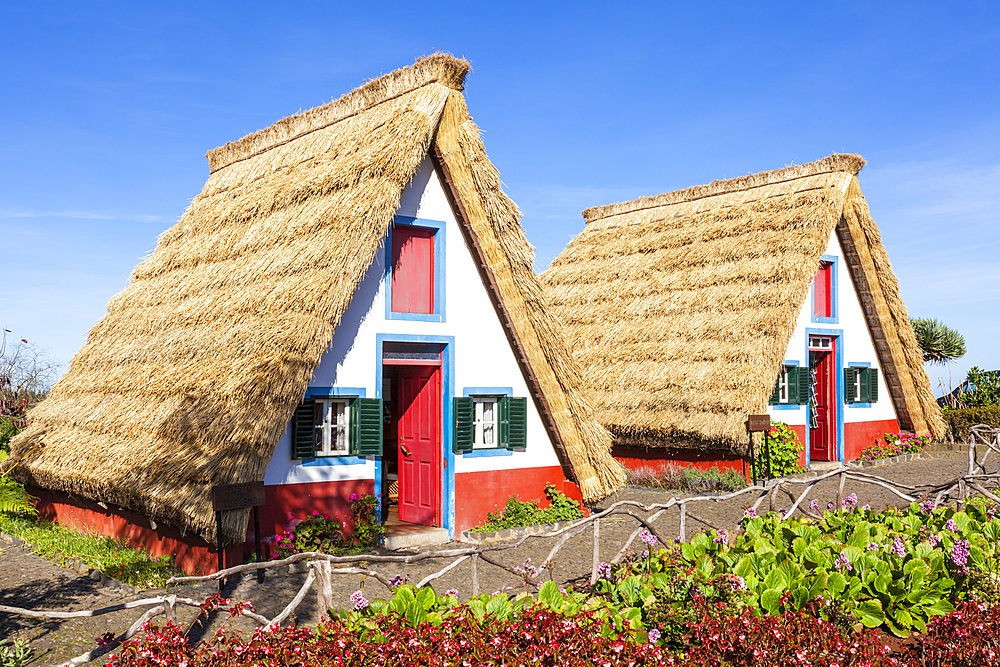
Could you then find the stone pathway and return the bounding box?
[0,451,992,665]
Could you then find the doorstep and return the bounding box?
[383,525,451,550]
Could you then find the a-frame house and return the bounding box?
[7,55,623,573]
[541,155,944,473]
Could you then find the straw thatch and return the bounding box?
[5,54,622,545]
[541,154,945,454]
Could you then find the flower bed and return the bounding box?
[105,496,1000,665]
[859,432,932,462]
[270,493,384,559]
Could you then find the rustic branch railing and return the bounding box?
[6,441,1000,666]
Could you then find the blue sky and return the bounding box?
[2,2,998,395]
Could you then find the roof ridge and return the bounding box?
[207,53,470,172]
[583,153,866,224]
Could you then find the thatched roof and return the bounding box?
[5,54,622,545]
[541,154,945,453]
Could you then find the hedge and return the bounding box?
[944,406,1000,442]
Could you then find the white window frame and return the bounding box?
[776,366,791,404]
[472,396,500,450]
[315,398,351,456]
[849,367,863,403]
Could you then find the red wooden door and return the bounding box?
[809,345,837,461]
[396,365,440,525]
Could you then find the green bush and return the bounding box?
[472,483,585,532]
[0,416,19,454]
[673,498,1000,637]
[0,451,36,516]
[943,406,1000,442]
[959,367,1000,407]
[754,421,804,478]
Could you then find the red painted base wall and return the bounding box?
[29,488,237,576]
[844,419,899,462]
[453,466,583,533]
[260,479,374,541]
[614,446,747,476]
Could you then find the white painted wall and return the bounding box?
[264,157,562,485]
[768,228,900,428]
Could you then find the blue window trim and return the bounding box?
[384,216,446,323]
[772,360,802,411]
[303,456,367,467]
[375,333,456,537]
[305,387,367,398]
[463,387,513,397]
[811,255,839,325]
[298,388,368,464]
[805,328,844,467]
[846,362,873,408]
[461,387,515,454]
[463,448,514,458]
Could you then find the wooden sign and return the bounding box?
[212,482,266,511]
[746,414,771,432]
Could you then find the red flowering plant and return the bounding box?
[270,493,383,559]
[860,431,932,462]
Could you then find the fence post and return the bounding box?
[312,561,333,620]
[678,502,686,543]
[969,434,976,476]
[163,595,176,626]
[590,518,601,586]
[836,472,846,511]
[471,554,480,597]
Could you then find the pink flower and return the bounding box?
[350,492,359,500]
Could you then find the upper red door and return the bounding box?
[391,225,435,314]
[396,365,441,525]
[809,341,837,461]
[814,261,833,318]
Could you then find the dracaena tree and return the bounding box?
[910,317,966,365]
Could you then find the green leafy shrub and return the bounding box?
[960,367,1000,407]
[271,493,384,559]
[0,637,32,667]
[672,498,1000,636]
[625,464,747,493]
[944,405,1000,441]
[472,483,585,532]
[754,421,804,478]
[0,451,36,516]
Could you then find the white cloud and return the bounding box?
[0,209,172,224]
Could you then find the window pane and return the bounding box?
[473,397,499,448]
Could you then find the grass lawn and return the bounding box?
[0,513,182,589]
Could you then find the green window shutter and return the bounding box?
[844,368,856,404]
[868,368,879,403]
[769,375,781,405]
[507,397,527,450]
[499,396,510,447]
[292,398,316,460]
[453,397,474,453]
[796,367,810,405]
[352,398,383,456]
[859,368,870,403]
